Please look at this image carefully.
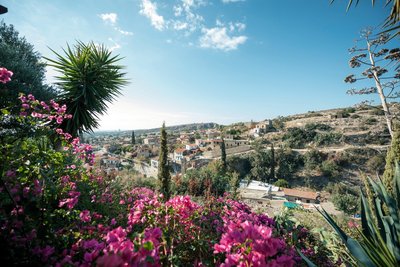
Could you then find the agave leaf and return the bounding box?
[296,248,317,267]
[361,192,377,241]
[317,208,376,266]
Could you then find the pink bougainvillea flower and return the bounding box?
[0,67,13,84]
[79,210,91,223]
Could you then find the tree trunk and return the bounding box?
[367,40,394,138]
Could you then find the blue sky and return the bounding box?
[2,0,389,130]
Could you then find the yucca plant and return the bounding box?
[45,41,127,137]
[305,164,400,266]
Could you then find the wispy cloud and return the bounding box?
[99,13,118,25]
[171,0,205,34]
[114,27,133,36]
[108,38,121,51]
[221,0,246,3]
[139,0,165,31]
[200,25,247,51]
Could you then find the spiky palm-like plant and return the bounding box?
[301,165,400,267]
[45,41,127,137]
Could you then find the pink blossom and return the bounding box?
[0,67,13,84]
[80,210,91,223]
[56,116,63,124]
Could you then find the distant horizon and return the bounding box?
[92,102,378,132]
[3,0,389,130]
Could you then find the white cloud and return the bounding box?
[108,38,121,51]
[171,0,204,34]
[222,0,245,3]
[200,26,247,51]
[114,27,133,36]
[99,13,117,25]
[139,0,165,31]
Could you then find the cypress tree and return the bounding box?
[220,138,227,173]
[131,130,136,145]
[269,143,275,183]
[158,122,171,200]
[383,129,400,194]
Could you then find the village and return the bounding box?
[86,119,339,215]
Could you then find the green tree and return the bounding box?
[0,21,56,110]
[46,41,127,137]
[383,130,400,193]
[332,193,359,215]
[250,141,270,182]
[158,122,171,200]
[270,143,275,181]
[131,130,136,145]
[274,179,289,188]
[276,148,302,180]
[220,138,227,173]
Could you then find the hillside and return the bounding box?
[223,103,399,191]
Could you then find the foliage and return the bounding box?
[45,41,128,137]
[366,153,386,174]
[274,208,337,266]
[383,130,400,194]
[332,192,360,215]
[220,138,227,173]
[0,22,56,110]
[158,122,171,200]
[174,161,229,197]
[249,140,272,182]
[321,160,341,178]
[283,127,342,148]
[283,127,315,148]
[316,166,400,267]
[314,132,343,146]
[304,149,325,171]
[332,0,400,37]
[0,91,314,266]
[274,179,289,188]
[304,123,332,132]
[131,130,135,145]
[276,148,303,179]
[226,155,251,178]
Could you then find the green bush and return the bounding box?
[274,179,289,188]
[283,127,316,148]
[364,117,378,125]
[366,153,386,174]
[304,149,325,171]
[314,132,343,146]
[369,108,385,116]
[305,123,332,132]
[321,160,340,178]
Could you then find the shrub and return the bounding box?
[364,117,378,125]
[305,123,332,132]
[283,127,316,148]
[304,149,325,171]
[314,166,400,267]
[314,132,343,146]
[321,160,340,178]
[274,179,289,188]
[369,108,385,116]
[366,153,386,174]
[332,192,359,215]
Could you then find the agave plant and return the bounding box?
[45,41,127,137]
[305,164,400,266]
